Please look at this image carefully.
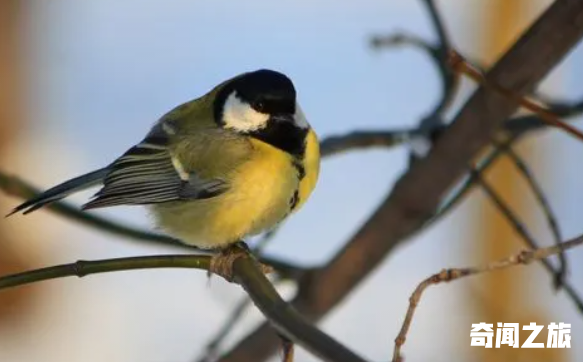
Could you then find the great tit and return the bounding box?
[10,69,320,252]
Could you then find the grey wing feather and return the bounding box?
[82,126,228,209]
[8,168,109,215]
[9,121,227,215]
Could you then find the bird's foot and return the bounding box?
[208,242,272,282]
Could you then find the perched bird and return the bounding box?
[10,69,320,276]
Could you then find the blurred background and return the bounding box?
[0,0,582,361]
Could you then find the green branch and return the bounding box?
[0,254,211,289]
[0,253,368,362]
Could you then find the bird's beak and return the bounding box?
[271,114,295,124]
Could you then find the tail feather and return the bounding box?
[7,167,109,216]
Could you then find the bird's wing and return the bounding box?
[82,123,228,210]
[8,168,109,215]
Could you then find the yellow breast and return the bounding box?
[220,138,299,237]
[152,138,301,248]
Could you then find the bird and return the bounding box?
[9,69,320,278]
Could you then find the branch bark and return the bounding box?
[219,1,583,360]
[0,253,369,362]
[392,233,583,362]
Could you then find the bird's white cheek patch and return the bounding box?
[222,93,269,132]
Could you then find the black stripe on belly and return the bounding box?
[292,159,305,181]
[289,189,300,211]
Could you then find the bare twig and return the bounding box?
[196,297,253,362]
[252,227,282,255]
[423,0,450,49]
[279,335,295,362]
[449,50,583,142]
[371,1,458,117]
[0,255,210,289]
[425,137,575,299]
[320,129,411,157]
[370,32,432,51]
[430,135,519,222]
[436,134,569,288]
[546,97,583,117]
[420,0,458,116]
[392,234,583,362]
[196,229,285,362]
[232,256,368,362]
[0,252,369,362]
[499,142,566,287]
[371,0,459,134]
[472,172,583,311]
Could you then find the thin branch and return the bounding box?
[420,0,458,116]
[422,0,450,49]
[423,137,574,297]
[500,143,566,287]
[430,135,519,222]
[392,233,583,362]
[252,227,282,255]
[231,256,368,362]
[195,271,287,362]
[370,32,433,52]
[196,296,254,362]
[0,255,210,289]
[472,172,583,311]
[371,0,458,121]
[0,253,369,362]
[449,50,583,142]
[370,30,458,121]
[547,97,583,117]
[435,134,569,287]
[278,335,295,362]
[194,229,287,362]
[528,91,583,116]
[320,129,411,157]
[502,93,583,136]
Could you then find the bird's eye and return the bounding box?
[253,100,265,112]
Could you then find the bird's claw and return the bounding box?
[208,242,273,282]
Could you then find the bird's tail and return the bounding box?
[7,167,109,216]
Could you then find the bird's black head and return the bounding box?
[214,69,309,156]
[232,69,296,115]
